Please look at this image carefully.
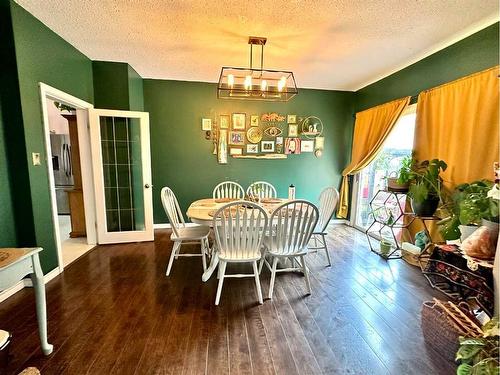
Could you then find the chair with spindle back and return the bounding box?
[212,201,269,305]
[246,181,277,199]
[308,187,339,266]
[161,187,210,276]
[212,181,245,199]
[261,200,319,299]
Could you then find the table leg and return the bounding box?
[30,254,53,355]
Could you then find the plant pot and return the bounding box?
[411,196,440,217]
[482,218,499,245]
[387,177,409,192]
[459,224,479,242]
[379,240,392,256]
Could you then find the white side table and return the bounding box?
[0,248,53,355]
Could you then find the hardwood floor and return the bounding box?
[0,225,455,374]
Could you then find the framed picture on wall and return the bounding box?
[232,113,246,130]
[201,118,212,131]
[261,141,275,153]
[219,114,230,129]
[285,137,301,154]
[301,140,314,153]
[288,124,298,137]
[229,131,245,145]
[230,147,243,156]
[247,144,259,153]
[250,115,259,127]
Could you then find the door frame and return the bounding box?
[39,83,96,273]
[89,109,154,244]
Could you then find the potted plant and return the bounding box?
[387,155,412,192]
[407,159,448,217]
[455,317,499,375]
[438,180,499,241]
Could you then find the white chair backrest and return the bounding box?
[317,187,339,232]
[246,181,277,199]
[213,181,245,199]
[160,187,185,237]
[213,201,269,260]
[269,200,319,255]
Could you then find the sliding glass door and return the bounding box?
[352,105,416,231]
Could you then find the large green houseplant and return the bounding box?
[438,180,499,241]
[397,158,448,217]
[456,317,499,375]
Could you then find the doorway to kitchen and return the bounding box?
[40,83,97,271]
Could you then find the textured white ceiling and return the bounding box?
[15,0,499,90]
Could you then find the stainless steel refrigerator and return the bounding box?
[50,134,73,214]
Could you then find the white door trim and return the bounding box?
[89,109,154,244]
[39,83,95,273]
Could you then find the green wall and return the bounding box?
[93,61,144,111]
[9,1,94,272]
[128,65,144,111]
[143,80,355,223]
[0,0,22,247]
[355,22,499,111]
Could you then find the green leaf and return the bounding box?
[457,363,473,375]
[456,345,483,361]
[470,359,499,375]
[458,338,486,346]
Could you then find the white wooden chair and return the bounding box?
[246,181,277,199]
[161,187,210,276]
[212,201,269,305]
[212,181,245,199]
[261,200,319,299]
[308,187,339,266]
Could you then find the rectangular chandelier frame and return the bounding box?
[217,66,298,102]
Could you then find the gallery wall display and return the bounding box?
[201,111,325,163]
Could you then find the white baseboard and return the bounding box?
[0,281,25,303]
[0,267,61,303]
[154,223,197,229]
[331,219,349,225]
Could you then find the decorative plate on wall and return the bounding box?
[246,127,263,144]
[264,126,282,137]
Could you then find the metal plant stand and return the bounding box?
[365,190,415,259]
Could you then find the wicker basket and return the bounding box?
[421,299,482,361]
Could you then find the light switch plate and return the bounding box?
[32,152,41,166]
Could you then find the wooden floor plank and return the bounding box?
[1,226,457,375]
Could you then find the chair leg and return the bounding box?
[166,241,181,276]
[300,255,311,295]
[201,239,207,271]
[268,257,278,300]
[258,257,265,274]
[252,261,263,304]
[215,261,227,305]
[322,234,331,267]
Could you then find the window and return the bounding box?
[352,104,416,230]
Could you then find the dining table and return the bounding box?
[186,197,288,281]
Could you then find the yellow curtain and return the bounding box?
[414,66,499,188]
[407,66,499,242]
[337,97,411,218]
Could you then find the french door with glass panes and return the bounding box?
[89,109,153,244]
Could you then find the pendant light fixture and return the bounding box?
[217,36,298,101]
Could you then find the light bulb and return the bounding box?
[227,74,234,87]
[261,80,267,91]
[278,76,286,92]
[244,75,252,89]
